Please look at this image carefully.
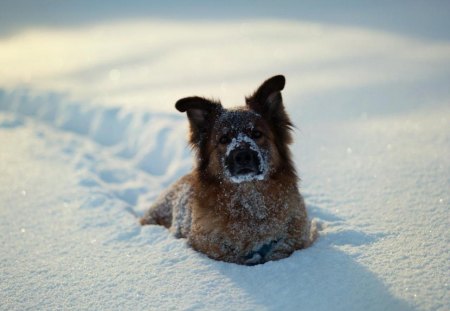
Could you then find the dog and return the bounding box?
[140,75,315,265]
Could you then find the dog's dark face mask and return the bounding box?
[214,110,269,183]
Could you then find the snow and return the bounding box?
[1,14,449,311]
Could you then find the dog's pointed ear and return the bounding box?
[246,75,286,116]
[246,75,293,144]
[175,96,222,145]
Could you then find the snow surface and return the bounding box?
[1,18,449,311]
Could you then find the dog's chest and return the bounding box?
[226,187,270,220]
[220,184,289,220]
[192,184,290,248]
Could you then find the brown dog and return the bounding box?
[140,75,315,265]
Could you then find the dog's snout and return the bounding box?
[226,148,261,176]
[234,150,254,166]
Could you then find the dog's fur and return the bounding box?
[140,75,315,265]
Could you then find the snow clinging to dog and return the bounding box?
[141,75,316,265]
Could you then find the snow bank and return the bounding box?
[0,110,411,311]
[1,87,448,311]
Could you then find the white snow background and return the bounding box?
[0,2,449,310]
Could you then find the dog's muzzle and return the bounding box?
[225,147,261,177]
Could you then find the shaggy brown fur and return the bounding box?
[141,75,315,265]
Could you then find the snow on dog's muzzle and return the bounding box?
[224,134,268,183]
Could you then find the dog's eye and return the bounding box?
[219,135,231,145]
[251,130,262,139]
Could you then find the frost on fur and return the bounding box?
[140,176,193,238]
[141,75,315,265]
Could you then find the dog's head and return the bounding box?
[176,75,296,184]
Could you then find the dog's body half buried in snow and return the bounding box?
[141,75,316,265]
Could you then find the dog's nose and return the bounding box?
[233,150,255,166]
[227,148,260,176]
